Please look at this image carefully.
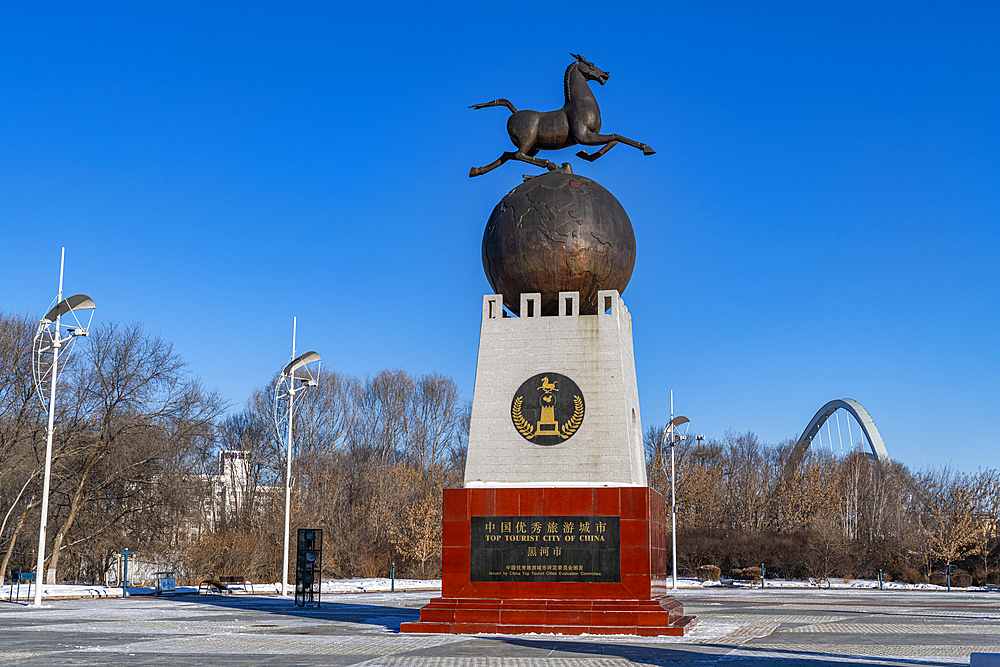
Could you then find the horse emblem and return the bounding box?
[469,54,655,177]
[511,373,585,446]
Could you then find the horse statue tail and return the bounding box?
[469,99,518,114]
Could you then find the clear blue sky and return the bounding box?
[2,2,997,473]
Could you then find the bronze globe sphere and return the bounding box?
[482,171,636,316]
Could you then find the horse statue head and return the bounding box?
[570,53,609,86]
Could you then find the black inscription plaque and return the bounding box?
[470,515,620,582]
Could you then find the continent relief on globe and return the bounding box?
[481,171,636,316]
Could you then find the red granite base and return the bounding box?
[401,487,695,636]
[400,596,696,636]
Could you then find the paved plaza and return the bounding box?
[1,588,998,665]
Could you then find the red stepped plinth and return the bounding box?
[401,486,696,636]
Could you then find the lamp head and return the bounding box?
[282,350,321,377]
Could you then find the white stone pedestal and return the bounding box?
[464,290,646,487]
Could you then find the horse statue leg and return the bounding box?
[575,140,618,162]
[575,132,655,161]
[470,151,559,178]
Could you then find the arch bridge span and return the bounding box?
[787,398,890,471]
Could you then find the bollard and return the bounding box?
[391,562,395,592]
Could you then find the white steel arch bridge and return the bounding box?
[786,398,890,472]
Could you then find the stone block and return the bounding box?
[466,292,645,487]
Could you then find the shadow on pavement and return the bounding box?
[489,636,959,666]
[167,593,420,631]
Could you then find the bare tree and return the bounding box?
[183,367,468,581]
[409,373,464,470]
[42,322,224,583]
[389,466,444,577]
[970,469,1000,577]
[804,510,849,578]
[721,431,771,531]
[214,414,270,531]
[351,369,413,465]
[916,479,984,577]
[0,312,46,582]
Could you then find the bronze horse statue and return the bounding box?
[469,54,655,177]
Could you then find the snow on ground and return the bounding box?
[320,577,441,593]
[2,576,996,602]
[0,577,441,601]
[684,576,999,591]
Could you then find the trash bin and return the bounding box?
[154,571,176,596]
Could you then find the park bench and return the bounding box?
[218,576,254,594]
[198,579,230,595]
[728,568,763,588]
[198,576,254,595]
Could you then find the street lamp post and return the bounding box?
[273,318,320,598]
[665,391,689,592]
[31,249,95,607]
[671,432,677,590]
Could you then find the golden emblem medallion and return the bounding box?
[511,373,585,445]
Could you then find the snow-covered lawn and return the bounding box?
[684,575,997,591]
[0,577,441,601]
[2,576,995,602]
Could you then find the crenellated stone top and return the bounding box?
[481,290,632,333]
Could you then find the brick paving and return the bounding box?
[1,588,997,665]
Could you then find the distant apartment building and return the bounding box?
[193,450,278,536]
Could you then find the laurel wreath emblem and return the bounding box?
[511,374,585,445]
[559,395,584,439]
[511,396,535,439]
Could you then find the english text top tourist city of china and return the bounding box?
[470,516,621,583]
